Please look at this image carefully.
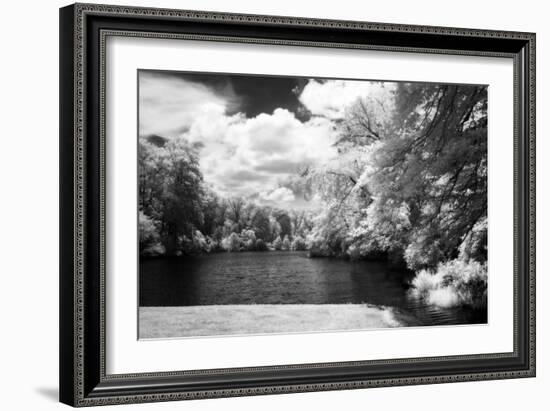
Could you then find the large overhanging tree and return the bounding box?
[304,82,488,269]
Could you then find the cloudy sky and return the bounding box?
[139,70,388,210]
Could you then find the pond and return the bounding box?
[139,251,486,326]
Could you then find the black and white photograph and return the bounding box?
[138,70,488,339]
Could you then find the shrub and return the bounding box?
[242,239,254,251]
[141,242,165,257]
[221,232,241,252]
[410,259,487,309]
[291,236,307,251]
[346,244,361,260]
[306,236,334,257]
[207,237,222,252]
[425,287,460,307]
[240,229,256,242]
[404,235,444,271]
[177,235,194,256]
[255,239,269,251]
[459,217,488,263]
[240,229,257,251]
[272,236,283,250]
[281,235,291,251]
[138,211,165,257]
[192,230,209,252]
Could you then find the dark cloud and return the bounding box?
[143,70,311,121]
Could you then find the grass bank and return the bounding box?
[139,304,410,339]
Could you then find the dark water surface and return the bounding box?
[140,251,486,326]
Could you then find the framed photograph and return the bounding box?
[59,3,535,407]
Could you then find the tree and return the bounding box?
[251,208,271,241]
[272,236,283,250]
[138,211,164,256]
[275,212,292,239]
[138,137,205,256]
[366,84,488,269]
[201,189,224,236]
[160,139,205,254]
[240,229,257,251]
[221,232,241,252]
[282,235,291,251]
[255,239,269,251]
[302,83,487,270]
[291,236,307,251]
[226,197,245,231]
[269,217,282,242]
[290,210,311,238]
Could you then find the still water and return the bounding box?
[140,251,486,326]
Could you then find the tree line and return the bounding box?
[138,140,313,257]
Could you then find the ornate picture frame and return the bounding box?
[59,3,535,406]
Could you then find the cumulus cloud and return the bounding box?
[140,74,393,209]
[299,79,394,120]
[183,107,337,200]
[258,187,296,204]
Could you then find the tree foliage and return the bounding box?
[139,138,205,255]
[301,83,487,273]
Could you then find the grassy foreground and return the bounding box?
[139,304,407,339]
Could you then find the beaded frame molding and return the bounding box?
[59,3,535,407]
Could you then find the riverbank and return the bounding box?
[139,304,410,339]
